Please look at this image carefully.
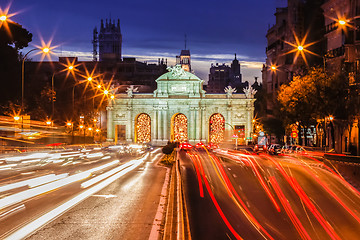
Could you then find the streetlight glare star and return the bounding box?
[339,20,346,25]
[282,30,320,65]
[0,15,6,21]
[42,47,50,53]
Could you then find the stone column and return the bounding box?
[158,108,163,140]
[126,106,132,142]
[163,107,168,141]
[106,106,114,141]
[190,107,195,142]
[152,107,158,142]
[247,102,254,142]
[227,106,232,140]
[196,107,200,141]
[201,106,206,142]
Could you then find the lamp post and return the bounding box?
[21,47,50,113]
[51,65,75,122]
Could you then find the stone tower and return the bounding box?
[98,18,122,62]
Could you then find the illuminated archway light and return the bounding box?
[136,113,151,143]
[173,114,188,142]
[209,113,225,143]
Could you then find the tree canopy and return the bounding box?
[0,20,32,105]
[277,67,357,126]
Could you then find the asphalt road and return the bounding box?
[179,148,360,240]
[0,145,167,240]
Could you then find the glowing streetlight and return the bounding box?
[79,125,84,129]
[338,19,346,26]
[87,76,92,81]
[68,65,74,70]
[46,120,52,125]
[88,127,93,131]
[42,47,50,53]
[271,65,277,71]
[297,45,304,51]
[329,116,334,121]
[110,95,115,100]
[97,84,102,89]
[66,122,73,127]
[104,89,109,95]
[0,15,7,21]
[95,129,100,133]
[14,116,20,121]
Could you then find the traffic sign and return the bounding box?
[291,131,298,139]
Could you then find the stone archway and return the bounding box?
[135,113,151,143]
[172,113,188,142]
[209,113,225,143]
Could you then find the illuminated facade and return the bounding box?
[107,65,255,146]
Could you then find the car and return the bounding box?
[180,142,193,150]
[195,142,205,149]
[206,142,219,149]
[254,144,267,153]
[267,144,282,155]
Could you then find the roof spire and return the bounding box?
[235,53,237,60]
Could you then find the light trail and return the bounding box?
[0,160,119,210]
[4,154,149,240]
[194,151,274,240]
[288,155,360,224]
[262,154,341,240]
[187,152,204,198]
[269,177,311,240]
[215,151,281,212]
[0,172,91,210]
[0,174,66,192]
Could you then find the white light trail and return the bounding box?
[81,161,134,189]
[0,174,57,193]
[5,153,149,240]
[0,172,91,210]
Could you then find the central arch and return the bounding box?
[209,113,225,143]
[135,113,151,143]
[172,113,188,142]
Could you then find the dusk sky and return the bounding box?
[7,0,288,83]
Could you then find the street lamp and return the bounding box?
[52,64,75,121]
[0,15,7,21]
[21,47,50,113]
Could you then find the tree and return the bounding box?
[0,20,32,106]
[277,67,357,147]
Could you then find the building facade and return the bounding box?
[322,0,360,154]
[176,50,191,72]
[207,54,244,93]
[106,65,255,146]
[95,18,122,62]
